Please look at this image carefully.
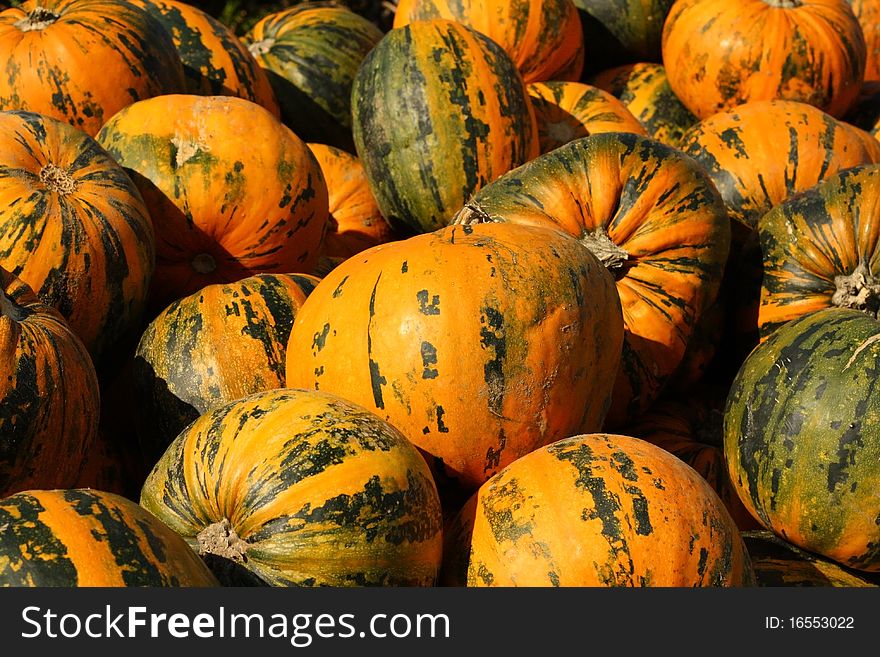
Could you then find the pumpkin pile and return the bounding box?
[1,0,880,589]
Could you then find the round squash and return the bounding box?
[724,306,880,572]
[128,0,279,116]
[662,0,866,120]
[0,109,155,372]
[96,94,329,317]
[133,272,320,463]
[759,164,880,339]
[0,266,99,498]
[849,0,880,82]
[139,387,444,587]
[285,222,624,495]
[452,132,731,428]
[590,62,698,147]
[527,80,647,154]
[0,488,218,586]
[351,19,539,235]
[0,0,186,136]
[442,432,755,586]
[245,3,383,152]
[393,0,585,83]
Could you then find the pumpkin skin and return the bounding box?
[743,530,880,586]
[758,164,880,339]
[245,4,383,152]
[590,62,698,147]
[574,0,675,76]
[662,0,866,120]
[285,222,624,495]
[0,110,155,372]
[844,80,880,137]
[0,267,100,497]
[128,0,280,117]
[307,143,397,276]
[528,81,647,154]
[351,19,539,235]
[133,273,320,464]
[442,433,755,587]
[96,94,329,317]
[849,0,880,82]
[393,0,585,84]
[139,388,444,587]
[0,488,218,586]
[452,132,731,428]
[0,0,186,137]
[724,307,880,572]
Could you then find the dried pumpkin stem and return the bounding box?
[16,7,61,32]
[762,0,802,8]
[453,201,491,225]
[832,261,880,318]
[0,288,28,322]
[248,38,275,57]
[40,163,77,195]
[196,519,248,564]
[581,227,629,273]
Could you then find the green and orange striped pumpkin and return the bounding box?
[758,164,880,339]
[0,109,155,372]
[441,433,755,586]
[452,132,731,428]
[0,488,218,586]
[96,94,329,317]
[351,19,539,235]
[129,0,279,116]
[590,62,698,147]
[724,307,880,572]
[393,0,585,83]
[133,272,320,463]
[662,0,866,120]
[527,81,647,154]
[285,222,624,495]
[0,0,186,137]
[139,388,444,587]
[245,3,383,152]
[0,266,99,498]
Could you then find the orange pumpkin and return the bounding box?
[850,0,880,82]
[662,0,866,120]
[527,81,647,153]
[393,0,584,83]
[96,94,329,316]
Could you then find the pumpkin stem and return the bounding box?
[248,38,275,57]
[452,201,492,226]
[0,288,29,322]
[192,253,217,274]
[16,6,61,31]
[196,519,248,564]
[40,163,77,195]
[580,227,630,274]
[832,261,880,317]
[762,0,802,7]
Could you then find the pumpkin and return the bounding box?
[573,0,675,76]
[0,488,218,586]
[527,81,647,154]
[441,433,755,586]
[758,164,880,339]
[662,0,866,120]
[392,0,585,84]
[590,62,698,147]
[351,19,539,235]
[96,94,329,317]
[743,530,880,586]
[244,3,383,152]
[139,387,444,587]
[624,390,761,531]
[843,79,880,137]
[724,306,880,572]
[849,0,880,81]
[133,272,320,464]
[0,0,186,137]
[306,143,397,277]
[0,109,155,373]
[452,132,731,428]
[285,222,623,495]
[128,0,279,116]
[0,266,99,498]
